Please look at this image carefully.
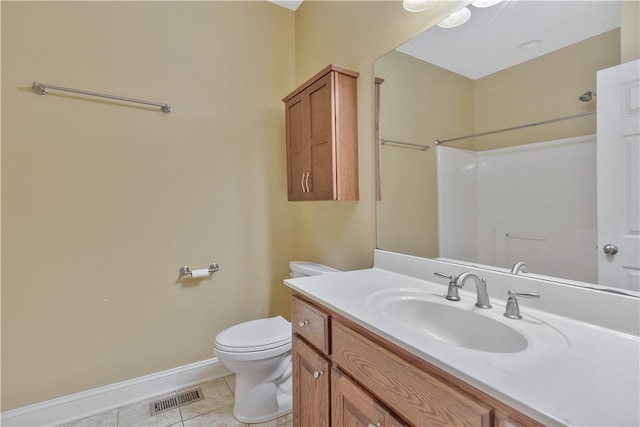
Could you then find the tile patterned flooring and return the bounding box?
[57,376,292,427]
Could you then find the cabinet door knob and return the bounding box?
[298,319,309,327]
[301,173,306,193]
[367,423,381,427]
[313,370,324,379]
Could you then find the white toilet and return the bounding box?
[214,261,339,423]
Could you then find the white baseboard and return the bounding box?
[1,357,229,427]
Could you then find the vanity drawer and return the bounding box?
[332,320,493,427]
[292,296,330,354]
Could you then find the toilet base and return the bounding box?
[232,375,292,423]
[233,401,292,424]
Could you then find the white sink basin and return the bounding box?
[368,288,529,353]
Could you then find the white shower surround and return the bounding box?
[437,135,597,284]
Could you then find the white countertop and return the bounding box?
[284,254,640,426]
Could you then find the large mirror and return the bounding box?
[375,0,639,294]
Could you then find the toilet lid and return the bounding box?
[215,316,291,353]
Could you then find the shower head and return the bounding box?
[579,91,596,102]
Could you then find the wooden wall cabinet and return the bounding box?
[291,294,545,427]
[283,65,359,201]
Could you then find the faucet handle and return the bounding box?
[504,290,540,319]
[508,290,540,299]
[433,272,461,301]
[434,271,455,282]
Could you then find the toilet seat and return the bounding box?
[215,316,291,353]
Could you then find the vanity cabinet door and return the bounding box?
[293,335,330,427]
[332,367,407,427]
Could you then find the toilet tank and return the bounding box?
[289,261,340,278]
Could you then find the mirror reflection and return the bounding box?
[375,0,638,293]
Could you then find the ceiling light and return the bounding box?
[471,0,504,8]
[403,0,437,13]
[437,7,471,28]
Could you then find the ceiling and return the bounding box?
[396,1,621,80]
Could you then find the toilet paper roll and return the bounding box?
[191,268,210,279]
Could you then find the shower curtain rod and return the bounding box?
[435,110,595,145]
[381,139,429,151]
[32,82,172,113]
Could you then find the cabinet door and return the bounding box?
[306,72,336,200]
[285,92,310,201]
[332,368,406,427]
[293,335,330,426]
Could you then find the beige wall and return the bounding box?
[1,1,295,410]
[0,0,464,411]
[474,29,620,150]
[375,51,474,258]
[292,0,464,270]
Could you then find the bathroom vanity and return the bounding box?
[291,294,539,427]
[284,250,640,426]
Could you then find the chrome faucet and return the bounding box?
[510,261,529,275]
[454,272,492,309]
[433,272,460,301]
[504,290,540,319]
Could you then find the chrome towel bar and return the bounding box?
[32,82,172,113]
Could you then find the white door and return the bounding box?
[597,60,640,291]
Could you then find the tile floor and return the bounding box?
[57,376,292,427]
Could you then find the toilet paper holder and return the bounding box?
[179,263,220,278]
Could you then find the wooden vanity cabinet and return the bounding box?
[290,293,543,427]
[283,64,359,201]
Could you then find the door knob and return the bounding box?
[603,244,619,255]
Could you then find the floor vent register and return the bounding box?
[150,387,204,416]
